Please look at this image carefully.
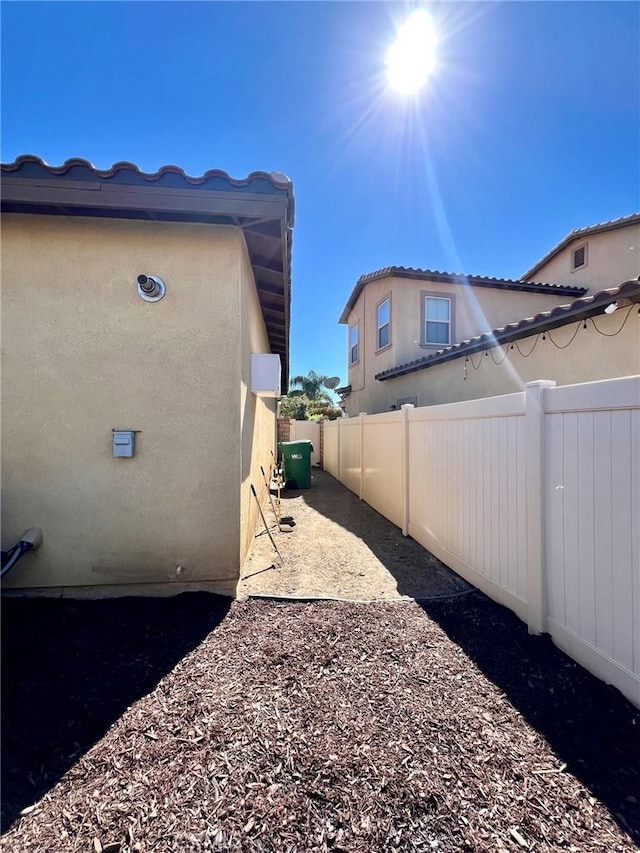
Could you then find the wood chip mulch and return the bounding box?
[2,593,639,852]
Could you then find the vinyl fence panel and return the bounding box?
[323,420,339,478]
[320,377,639,706]
[362,411,405,530]
[543,376,640,705]
[340,417,362,495]
[289,420,321,467]
[407,393,529,620]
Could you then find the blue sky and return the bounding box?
[2,1,638,388]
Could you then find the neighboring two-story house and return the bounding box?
[338,215,640,416]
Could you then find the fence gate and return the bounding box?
[289,420,321,467]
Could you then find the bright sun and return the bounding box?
[386,9,437,95]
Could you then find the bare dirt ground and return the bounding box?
[2,470,639,851]
[239,469,471,601]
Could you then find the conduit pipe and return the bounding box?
[1,527,43,579]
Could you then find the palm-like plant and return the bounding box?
[288,370,332,403]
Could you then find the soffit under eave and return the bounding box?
[243,219,291,388]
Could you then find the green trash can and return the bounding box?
[278,440,314,489]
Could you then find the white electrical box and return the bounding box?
[251,353,281,397]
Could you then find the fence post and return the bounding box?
[359,413,367,501]
[401,404,414,536]
[337,417,342,483]
[525,380,556,635]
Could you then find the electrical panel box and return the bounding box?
[112,430,136,458]
[251,354,281,397]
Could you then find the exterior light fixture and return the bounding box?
[604,297,632,315]
[137,274,166,302]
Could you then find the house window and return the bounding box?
[377,297,390,350]
[424,295,451,345]
[572,243,587,271]
[350,324,359,365]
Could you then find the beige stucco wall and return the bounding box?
[527,225,640,293]
[238,237,277,575]
[344,310,640,414]
[344,275,578,407]
[1,213,249,595]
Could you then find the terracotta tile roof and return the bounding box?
[375,279,640,381]
[521,213,640,280]
[338,266,586,325]
[1,154,293,194]
[1,155,293,384]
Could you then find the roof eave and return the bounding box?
[338,268,586,325]
[1,176,290,223]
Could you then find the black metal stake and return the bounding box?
[250,484,283,562]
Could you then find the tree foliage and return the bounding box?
[280,370,342,421]
[279,394,310,421]
[279,394,342,421]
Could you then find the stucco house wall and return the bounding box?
[345,310,639,414]
[1,214,250,594]
[1,154,293,598]
[525,223,640,294]
[239,238,277,567]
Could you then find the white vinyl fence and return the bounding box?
[289,420,321,467]
[323,377,640,708]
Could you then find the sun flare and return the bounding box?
[386,9,437,95]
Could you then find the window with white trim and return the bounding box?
[377,297,390,350]
[349,323,359,365]
[424,295,451,345]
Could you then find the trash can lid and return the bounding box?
[278,440,314,453]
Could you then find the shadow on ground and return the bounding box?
[279,469,468,599]
[1,592,230,833]
[421,594,640,844]
[284,470,640,844]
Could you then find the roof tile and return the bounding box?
[339,266,586,324]
[1,154,292,193]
